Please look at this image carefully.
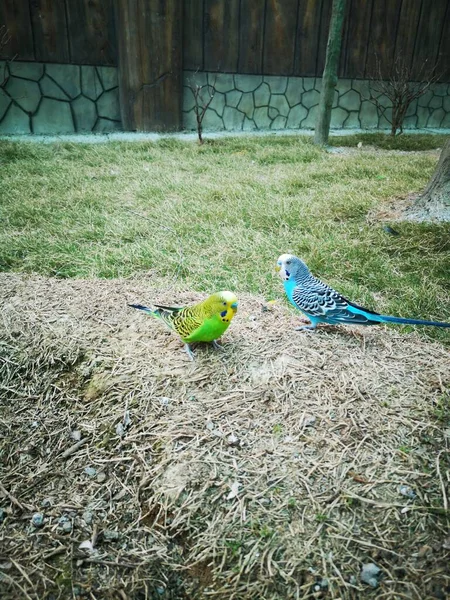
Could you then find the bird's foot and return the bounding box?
[211,340,224,351]
[184,343,195,361]
[297,316,311,324]
[295,325,317,332]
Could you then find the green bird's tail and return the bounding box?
[128,303,158,316]
[128,303,184,332]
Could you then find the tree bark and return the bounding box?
[314,0,347,145]
[414,139,450,210]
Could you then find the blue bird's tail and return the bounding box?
[380,315,450,328]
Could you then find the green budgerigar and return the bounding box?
[129,291,238,359]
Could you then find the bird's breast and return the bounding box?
[283,278,297,302]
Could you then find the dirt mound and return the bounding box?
[0,273,449,599]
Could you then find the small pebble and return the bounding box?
[156,587,165,595]
[31,513,44,528]
[123,411,131,428]
[79,540,95,552]
[0,508,6,523]
[227,434,240,447]
[302,415,316,428]
[41,497,53,508]
[349,575,357,585]
[103,529,119,541]
[115,422,125,436]
[61,521,72,534]
[71,430,82,441]
[96,472,107,484]
[399,485,416,499]
[159,397,170,406]
[82,511,93,525]
[73,585,85,596]
[360,563,382,588]
[58,515,72,533]
[84,467,97,478]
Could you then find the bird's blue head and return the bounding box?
[275,254,310,282]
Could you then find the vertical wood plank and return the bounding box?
[66,0,117,66]
[204,0,240,72]
[294,0,323,76]
[365,0,403,77]
[436,0,450,80]
[340,0,373,78]
[238,0,265,73]
[114,0,182,131]
[393,0,422,70]
[316,0,332,75]
[0,0,35,61]
[30,0,70,63]
[337,0,353,77]
[411,0,448,80]
[183,0,204,71]
[263,0,298,75]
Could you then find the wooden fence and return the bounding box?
[184,0,450,80]
[1,0,449,79]
[1,0,449,131]
[0,0,117,65]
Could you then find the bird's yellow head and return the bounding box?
[205,291,238,322]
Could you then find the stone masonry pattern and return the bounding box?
[0,61,122,135]
[183,71,450,133]
[1,63,449,135]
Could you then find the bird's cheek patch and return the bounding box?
[285,270,290,280]
[220,310,227,317]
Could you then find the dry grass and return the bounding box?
[1,273,449,599]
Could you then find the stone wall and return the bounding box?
[0,61,121,134]
[183,71,450,133]
[1,63,449,135]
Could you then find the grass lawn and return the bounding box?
[1,133,449,341]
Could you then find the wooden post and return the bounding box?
[314,0,347,145]
[114,0,182,132]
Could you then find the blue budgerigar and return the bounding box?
[276,254,450,331]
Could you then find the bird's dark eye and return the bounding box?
[286,260,291,265]
[223,302,227,306]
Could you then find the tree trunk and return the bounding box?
[409,140,450,219]
[314,0,347,145]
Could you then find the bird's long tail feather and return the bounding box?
[380,315,450,328]
[128,303,157,316]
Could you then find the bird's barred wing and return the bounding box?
[153,304,184,313]
[292,279,380,324]
[158,305,205,339]
[292,283,349,317]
